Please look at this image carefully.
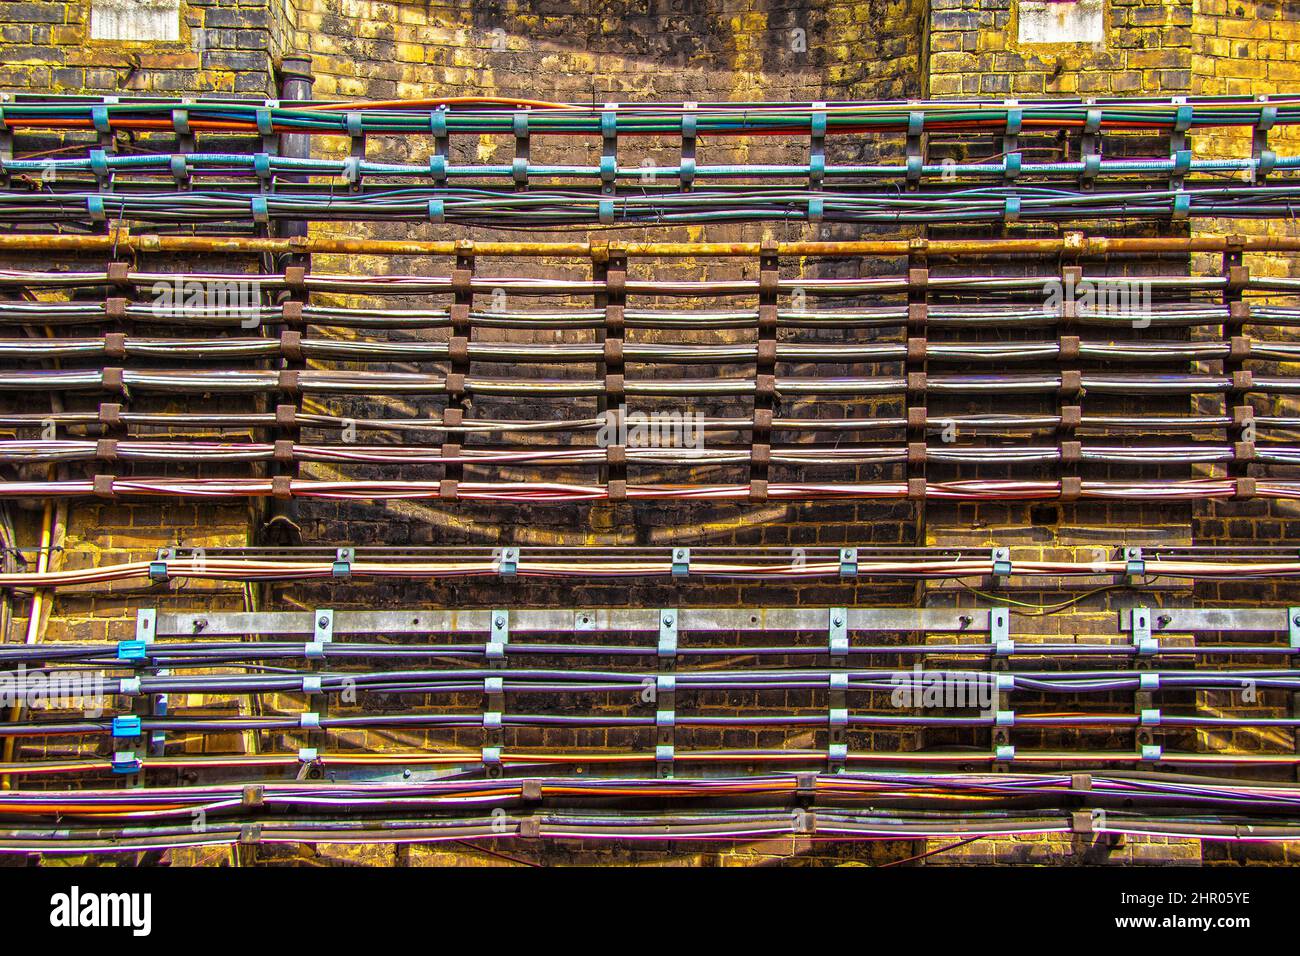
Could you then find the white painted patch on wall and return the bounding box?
[90,0,181,42]
[1018,0,1105,44]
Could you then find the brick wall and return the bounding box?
[0,0,1298,867]
[0,0,288,95]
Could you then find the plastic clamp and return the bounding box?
[111,715,142,739]
[116,640,148,663]
[111,752,141,774]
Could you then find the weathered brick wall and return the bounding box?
[1,0,1298,867]
[929,0,1191,97]
[0,0,285,95]
[1190,0,1300,593]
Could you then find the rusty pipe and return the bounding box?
[0,230,1293,259]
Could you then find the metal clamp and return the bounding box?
[498,547,518,579]
[829,607,848,665]
[332,547,353,578]
[1129,607,1159,657]
[671,547,690,579]
[990,547,1012,581]
[1122,546,1146,580]
[991,607,1013,657]
[487,609,509,665]
[149,549,170,583]
[838,547,858,579]
[135,608,156,643]
[658,610,678,660]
